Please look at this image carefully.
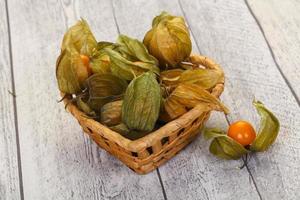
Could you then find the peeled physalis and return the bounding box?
[122,72,161,132]
[56,47,89,94]
[143,11,192,68]
[228,121,256,146]
[61,19,97,56]
[106,35,159,80]
[204,100,280,160]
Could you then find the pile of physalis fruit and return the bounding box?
[56,11,280,161]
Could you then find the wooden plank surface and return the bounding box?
[2,0,300,199]
[112,0,262,199]
[247,0,300,101]
[6,0,164,199]
[180,0,300,199]
[0,0,21,199]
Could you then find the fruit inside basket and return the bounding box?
[56,12,228,174]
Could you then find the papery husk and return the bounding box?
[100,100,122,126]
[250,101,280,152]
[61,19,97,56]
[86,73,128,110]
[178,68,223,89]
[164,83,229,120]
[160,68,223,90]
[110,123,130,136]
[90,53,111,74]
[90,41,117,74]
[109,124,149,140]
[160,69,184,86]
[143,11,192,68]
[204,128,249,160]
[116,35,158,65]
[122,72,161,132]
[76,96,96,117]
[105,35,160,80]
[56,47,89,94]
[106,49,159,80]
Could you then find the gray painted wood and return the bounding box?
[0,0,21,199]
[247,0,300,101]
[2,0,300,199]
[180,0,300,199]
[6,0,164,199]
[112,0,261,199]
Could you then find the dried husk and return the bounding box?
[204,128,249,160]
[56,47,89,94]
[76,96,96,117]
[143,11,192,68]
[105,35,160,80]
[90,53,111,74]
[110,123,130,136]
[160,69,184,86]
[90,41,117,74]
[86,73,128,110]
[61,19,97,56]
[164,83,229,119]
[116,35,158,64]
[122,72,161,132]
[178,68,223,89]
[100,100,122,126]
[160,68,223,90]
[250,101,280,152]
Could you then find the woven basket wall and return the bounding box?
[62,54,224,174]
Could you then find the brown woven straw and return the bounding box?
[62,54,224,174]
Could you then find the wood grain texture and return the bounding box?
[247,0,300,101]
[7,0,164,199]
[0,0,21,199]
[180,0,300,199]
[112,0,261,199]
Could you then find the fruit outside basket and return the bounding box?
[62,54,225,174]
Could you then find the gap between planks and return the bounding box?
[244,0,300,107]
[4,0,24,199]
[109,1,168,199]
[61,0,167,197]
[177,0,264,199]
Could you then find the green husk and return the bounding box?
[56,47,89,94]
[61,19,97,56]
[86,73,128,110]
[164,83,229,119]
[76,96,96,117]
[105,35,160,80]
[178,68,223,89]
[90,53,111,74]
[122,72,161,132]
[110,123,130,136]
[160,69,184,86]
[250,101,280,152]
[90,41,119,74]
[160,68,223,89]
[204,128,249,159]
[100,100,122,126]
[143,11,192,68]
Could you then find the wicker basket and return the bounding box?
[62,54,224,174]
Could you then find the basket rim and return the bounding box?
[61,54,225,152]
